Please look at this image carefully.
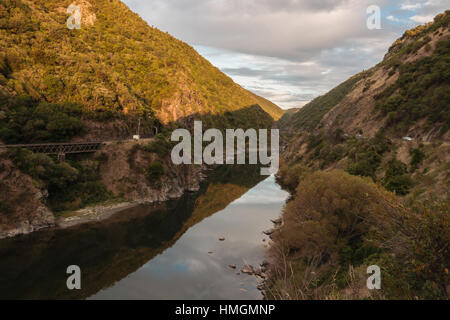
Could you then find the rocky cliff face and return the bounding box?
[0,157,55,239]
[99,140,206,204]
[0,139,207,239]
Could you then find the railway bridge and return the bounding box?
[0,142,105,161]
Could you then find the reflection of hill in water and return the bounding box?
[0,165,265,299]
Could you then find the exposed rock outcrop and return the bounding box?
[98,140,206,204]
[0,159,55,239]
[0,139,207,239]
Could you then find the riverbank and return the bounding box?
[264,168,449,300]
[0,168,288,300]
[0,136,209,240]
[56,201,140,229]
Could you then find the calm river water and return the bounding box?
[0,166,288,300]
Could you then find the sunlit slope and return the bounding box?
[0,0,283,123]
[279,11,450,198]
[281,11,449,136]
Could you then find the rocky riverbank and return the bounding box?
[0,139,207,240]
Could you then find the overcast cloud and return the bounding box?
[123,0,449,109]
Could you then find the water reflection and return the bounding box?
[0,166,288,300]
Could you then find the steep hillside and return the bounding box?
[279,11,450,198]
[0,0,283,125]
[276,108,300,130]
[0,0,282,238]
[268,13,450,300]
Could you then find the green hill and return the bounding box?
[279,11,450,199]
[271,13,450,300]
[0,0,283,126]
[282,11,449,135]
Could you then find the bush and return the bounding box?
[0,95,85,143]
[382,159,412,195]
[346,132,392,180]
[276,163,310,193]
[347,150,382,179]
[268,169,449,300]
[410,148,426,171]
[142,134,174,157]
[47,162,79,193]
[268,170,399,299]
[383,174,412,195]
[76,182,111,207]
[95,152,109,163]
[6,149,112,212]
[368,199,450,299]
[145,161,165,182]
[380,95,403,113]
[0,200,12,214]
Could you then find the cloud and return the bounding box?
[410,14,435,23]
[400,2,423,10]
[233,175,288,204]
[125,0,386,60]
[123,0,448,109]
[387,15,400,22]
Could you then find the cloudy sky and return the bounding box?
[123,0,448,109]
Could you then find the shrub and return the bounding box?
[145,161,165,182]
[368,199,450,299]
[268,169,449,300]
[347,150,382,179]
[95,152,109,163]
[276,163,310,192]
[375,36,450,134]
[47,162,79,193]
[268,170,399,299]
[383,159,412,195]
[410,148,426,171]
[76,182,111,207]
[142,134,174,157]
[383,174,412,195]
[346,131,392,180]
[306,134,324,151]
[6,148,112,212]
[0,95,85,143]
[381,95,403,113]
[0,200,12,214]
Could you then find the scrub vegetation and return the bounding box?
[273,12,450,300]
[0,0,283,122]
[269,170,449,300]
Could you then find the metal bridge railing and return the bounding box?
[0,142,106,156]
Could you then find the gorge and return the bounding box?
[0,0,448,301]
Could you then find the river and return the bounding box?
[0,166,288,300]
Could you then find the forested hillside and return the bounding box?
[0,0,283,127]
[0,0,282,238]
